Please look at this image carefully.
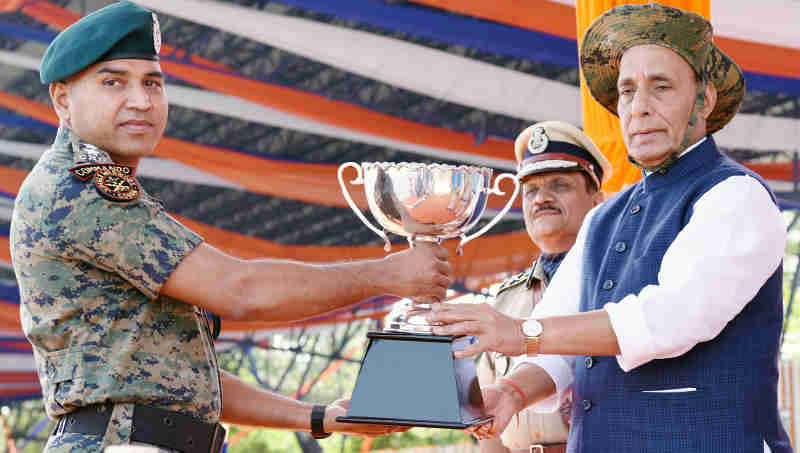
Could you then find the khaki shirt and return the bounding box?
[11,128,221,444]
[477,260,570,449]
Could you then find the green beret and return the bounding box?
[40,1,161,84]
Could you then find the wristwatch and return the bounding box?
[311,404,331,439]
[521,318,543,356]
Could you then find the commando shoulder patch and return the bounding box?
[69,163,140,202]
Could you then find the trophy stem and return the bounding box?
[407,235,441,248]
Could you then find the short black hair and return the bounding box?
[579,170,599,194]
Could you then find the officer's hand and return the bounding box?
[324,399,410,437]
[466,383,520,440]
[427,302,524,358]
[381,242,452,303]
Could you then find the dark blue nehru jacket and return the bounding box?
[567,137,792,453]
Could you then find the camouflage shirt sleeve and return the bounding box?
[52,188,202,299]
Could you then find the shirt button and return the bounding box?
[615,242,627,252]
[585,357,594,369]
[582,399,593,411]
[630,205,641,214]
[602,279,614,290]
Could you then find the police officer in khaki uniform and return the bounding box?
[11,2,451,452]
[476,121,609,453]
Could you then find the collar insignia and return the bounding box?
[527,126,549,154]
[70,135,112,166]
[497,267,533,295]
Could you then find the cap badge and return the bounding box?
[152,12,161,55]
[527,126,549,154]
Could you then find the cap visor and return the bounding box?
[518,160,582,180]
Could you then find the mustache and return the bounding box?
[532,203,561,215]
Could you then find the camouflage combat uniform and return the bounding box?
[10,127,221,453]
[477,258,571,450]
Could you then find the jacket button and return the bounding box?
[585,357,594,368]
[615,242,627,252]
[602,279,614,290]
[582,399,592,411]
[630,204,641,214]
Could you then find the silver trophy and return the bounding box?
[338,162,519,333]
[336,162,517,429]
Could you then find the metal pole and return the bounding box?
[783,212,800,345]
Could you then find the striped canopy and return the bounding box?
[0,0,798,402]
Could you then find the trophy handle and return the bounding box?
[338,162,392,252]
[457,173,520,255]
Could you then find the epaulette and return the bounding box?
[496,267,533,295]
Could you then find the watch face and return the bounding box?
[522,319,543,337]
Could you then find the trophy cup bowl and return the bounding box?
[336,162,519,429]
[339,162,518,253]
[339,162,519,334]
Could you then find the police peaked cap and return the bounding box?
[514,121,612,189]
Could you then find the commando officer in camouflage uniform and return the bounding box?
[476,121,609,453]
[10,2,451,452]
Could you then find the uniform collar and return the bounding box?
[527,252,568,288]
[528,258,545,288]
[54,127,114,165]
[53,126,72,152]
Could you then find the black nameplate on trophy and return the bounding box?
[337,331,493,429]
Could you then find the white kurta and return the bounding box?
[513,141,786,453]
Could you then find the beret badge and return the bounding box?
[152,12,161,55]
[527,126,549,155]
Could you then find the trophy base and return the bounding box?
[335,415,493,430]
[337,331,493,429]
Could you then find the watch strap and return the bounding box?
[311,404,331,439]
[521,318,542,356]
[524,335,541,356]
